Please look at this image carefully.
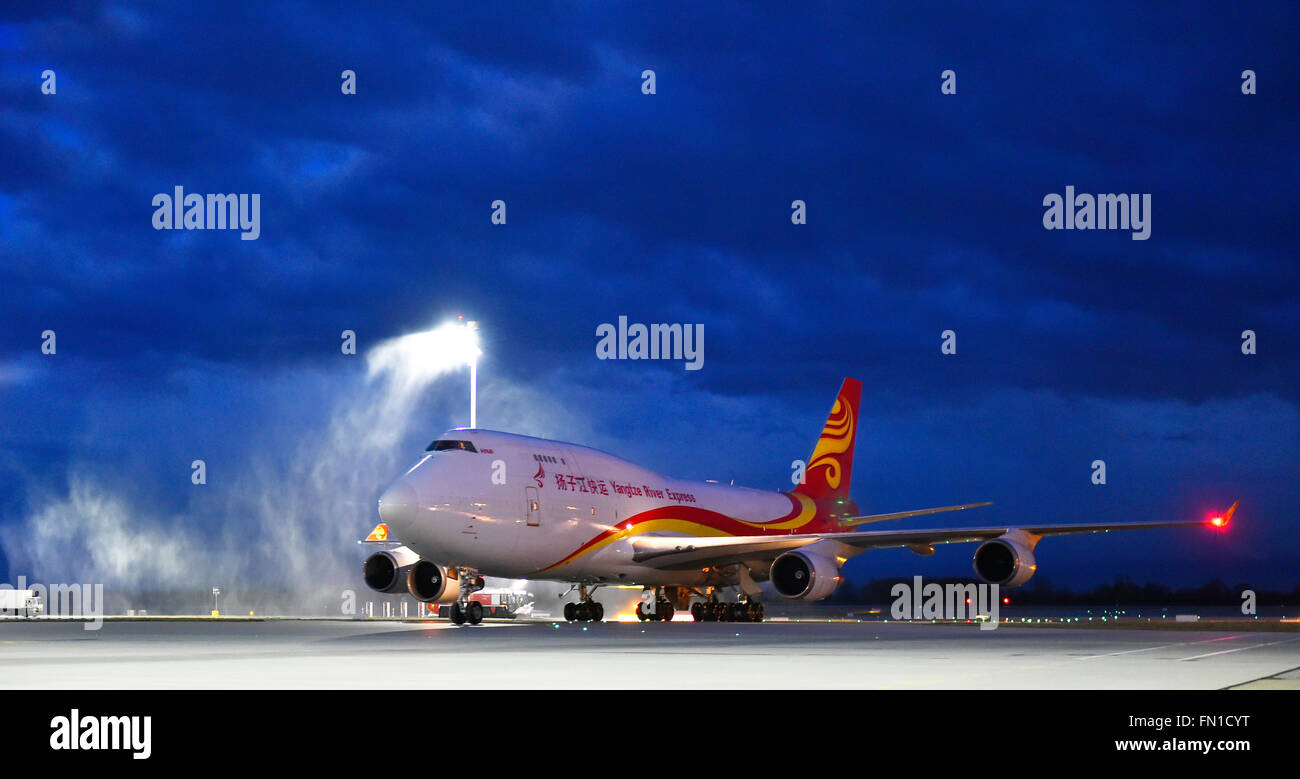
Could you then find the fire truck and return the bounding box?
[426,588,532,619]
[0,589,43,617]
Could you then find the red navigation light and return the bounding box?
[1002,597,1009,605]
[1210,501,1238,531]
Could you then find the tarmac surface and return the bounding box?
[2,618,1298,689]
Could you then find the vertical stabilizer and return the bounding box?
[794,378,862,501]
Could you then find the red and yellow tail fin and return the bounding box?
[795,378,862,501]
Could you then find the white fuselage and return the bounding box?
[377,429,798,586]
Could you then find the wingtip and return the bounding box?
[1211,501,1238,528]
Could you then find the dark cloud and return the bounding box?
[0,1,1296,587]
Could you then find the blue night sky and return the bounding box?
[0,2,1296,593]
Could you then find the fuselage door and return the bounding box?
[525,486,540,527]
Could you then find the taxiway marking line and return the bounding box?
[1177,637,1300,662]
[1076,635,1247,660]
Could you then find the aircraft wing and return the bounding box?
[839,501,992,526]
[631,502,1236,571]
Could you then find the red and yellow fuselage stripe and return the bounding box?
[536,492,832,573]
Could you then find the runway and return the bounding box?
[3,618,1298,690]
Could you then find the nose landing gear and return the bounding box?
[449,600,484,625]
[448,568,486,625]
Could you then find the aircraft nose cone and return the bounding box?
[378,480,420,532]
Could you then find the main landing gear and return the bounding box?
[635,587,678,622]
[635,597,675,622]
[563,584,605,623]
[632,587,764,623]
[689,597,764,623]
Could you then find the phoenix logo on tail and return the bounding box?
[795,377,861,502]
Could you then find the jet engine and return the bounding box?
[972,536,1037,586]
[406,560,462,604]
[361,546,419,594]
[769,550,841,600]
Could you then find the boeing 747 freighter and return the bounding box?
[361,379,1234,624]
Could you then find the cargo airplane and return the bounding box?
[361,378,1234,624]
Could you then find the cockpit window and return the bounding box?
[426,439,478,453]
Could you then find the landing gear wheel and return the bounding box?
[450,602,467,625]
[749,603,764,622]
[564,602,577,622]
[467,601,483,625]
[658,601,675,622]
[635,602,648,621]
[576,601,592,622]
[591,602,604,622]
[690,602,705,621]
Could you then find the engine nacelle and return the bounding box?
[769,551,841,600]
[362,546,419,594]
[406,560,462,604]
[972,536,1037,587]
